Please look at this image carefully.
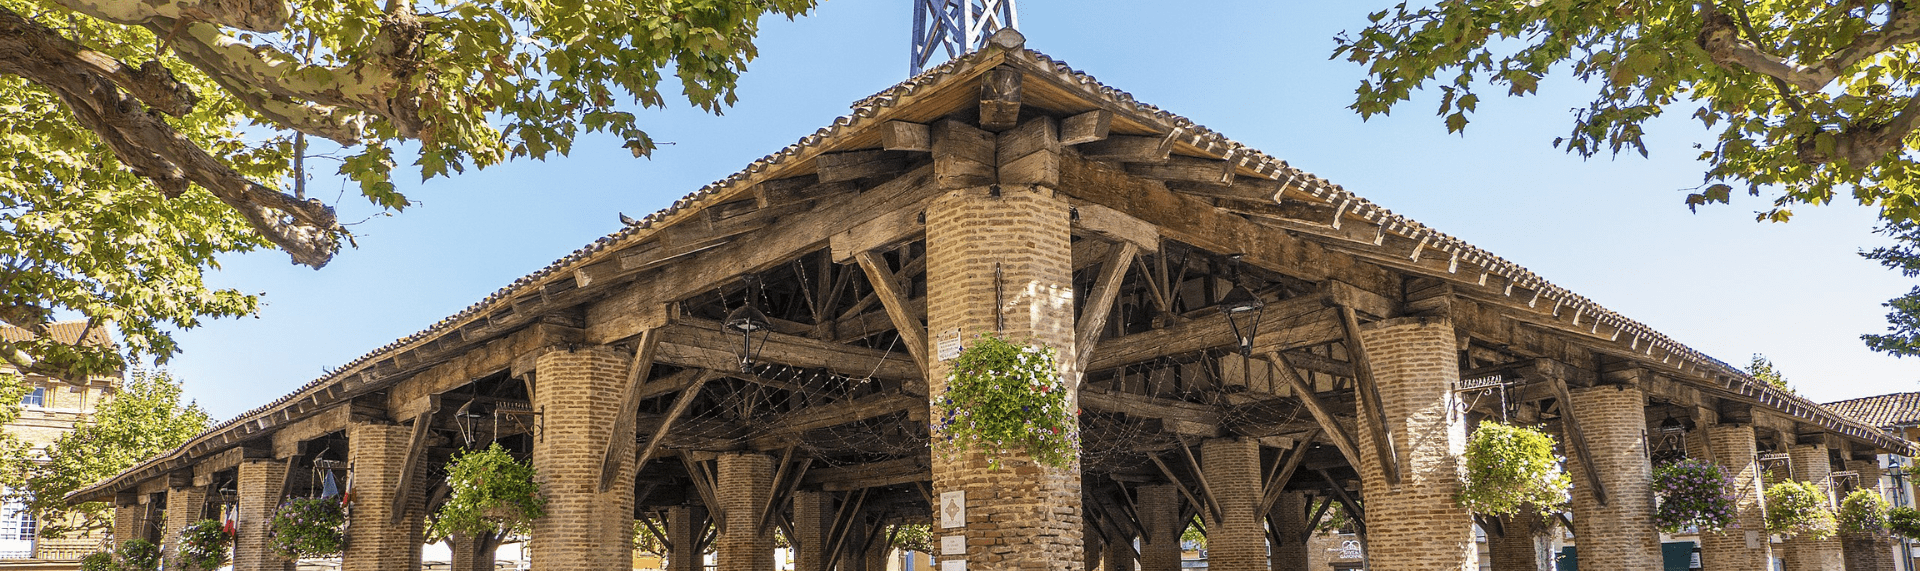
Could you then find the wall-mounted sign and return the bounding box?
[940,490,966,528]
[941,535,966,555]
[937,329,963,361]
[941,560,967,571]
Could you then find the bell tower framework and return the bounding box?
[910,0,1017,75]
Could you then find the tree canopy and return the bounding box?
[3,370,209,538]
[1335,0,1920,224]
[0,0,815,378]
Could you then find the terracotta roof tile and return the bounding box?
[0,320,113,348]
[1823,392,1920,429]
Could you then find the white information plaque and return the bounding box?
[937,328,963,361]
[940,490,966,528]
[941,560,967,571]
[940,535,966,556]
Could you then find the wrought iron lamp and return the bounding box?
[724,276,773,373]
[1220,254,1265,357]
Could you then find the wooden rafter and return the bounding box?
[1264,352,1362,468]
[682,457,724,534]
[1146,452,1219,524]
[853,250,929,378]
[1260,429,1318,515]
[1076,241,1139,372]
[1315,469,1365,533]
[391,394,440,524]
[1177,442,1224,524]
[1540,359,1608,505]
[638,371,717,476]
[600,328,663,492]
[1299,496,1334,543]
[1337,305,1400,486]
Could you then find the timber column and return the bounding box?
[1200,438,1264,571]
[159,484,207,567]
[531,347,638,570]
[714,452,775,571]
[1135,485,1182,571]
[1782,444,1844,571]
[1352,316,1473,569]
[1701,423,1772,570]
[234,458,292,571]
[344,420,424,571]
[923,116,1081,571]
[1564,383,1661,570]
[1843,458,1897,571]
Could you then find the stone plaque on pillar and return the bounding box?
[941,560,967,571]
[940,490,965,528]
[941,535,966,555]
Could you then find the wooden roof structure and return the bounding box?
[70,32,1913,507]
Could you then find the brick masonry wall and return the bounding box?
[925,185,1081,571]
[160,485,207,568]
[1783,444,1844,571]
[344,421,425,571]
[111,503,140,549]
[1200,438,1262,571]
[1135,485,1181,571]
[715,452,774,571]
[531,347,637,571]
[1102,534,1133,571]
[1701,424,1772,570]
[1843,459,1896,571]
[1564,384,1661,571]
[1353,317,1473,570]
[1486,514,1553,571]
[1267,491,1308,571]
[234,459,292,571]
[666,504,705,571]
[793,490,833,571]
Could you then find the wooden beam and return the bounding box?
[391,395,441,524]
[658,319,922,389]
[1265,352,1362,468]
[1126,156,1234,185]
[1146,454,1211,524]
[804,455,931,491]
[601,328,662,492]
[756,447,798,534]
[978,67,1022,131]
[1178,442,1225,525]
[1315,469,1365,532]
[1299,496,1334,543]
[932,120,995,189]
[816,150,911,184]
[1087,294,1343,373]
[1079,385,1220,438]
[1061,110,1112,145]
[635,372,718,473]
[748,390,921,449]
[1078,135,1173,163]
[854,251,929,379]
[882,121,931,152]
[1541,359,1608,505]
[1076,242,1139,372]
[1260,429,1317,515]
[1071,203,1159,253]
[1338,305,1400,486]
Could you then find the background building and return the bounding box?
[1823,392,1920,571]
[0,321,119,561]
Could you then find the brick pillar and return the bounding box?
[842,522,869,571]
[344,421,424,571]
[530,347,638,570]
[1083,528,1103,571]
[1136,485,1182,571]
[1563,384,1660,571]
[793,491,834,571]
[1486,514,1553,571]
[1200,438,1263,571]
[234,459,292,571]
[112,501,142,548]
[1844,459,1898,571]
[1102,535,1134,571]
[1699,424,1771,570]
[1268,492,1309,571]
[924,175,1080,570]
[715,453,774,571]
[446,532,500,571]
[160,484,207,568]
[1782,444,1844,571]
[666,504,706,571]
[1352,317,1473,569]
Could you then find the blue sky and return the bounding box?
[165,1,1919,419]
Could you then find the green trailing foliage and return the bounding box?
[77,551,113,571]
[428,443,545,540]
[1888,505,1920,538]
[1458,421,1571,517]
[1652,458,1737,533]
[174,519,232,571]
[1765,480,1838,539]
[1863,220,1920,357]
[113,539,160,571]
[932,334,1079,470]
[1839,488,1891,536]
[270,497,346,559]
[1745,354,1793,391]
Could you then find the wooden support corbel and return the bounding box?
[600,328,663,492]
[816,150,911,184]
[635,371,719,476]
[853,251,929,378]
[1540,359,1609,505]
[1265,352,1363,468]
[1337,305,1401,486]
[882,121,932,152]
[1061,110,1112,145]
[979,67,1022,131]
[1076,241,1139,372]
[391,394,442,524]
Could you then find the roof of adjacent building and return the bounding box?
[69,34,1917,502]
[0,320,113,348]
[1824,392,1920,429]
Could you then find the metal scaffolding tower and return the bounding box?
[910,0,1018,75]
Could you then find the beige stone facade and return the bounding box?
[0,321,118,561]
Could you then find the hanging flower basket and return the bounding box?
[78,552,113,571]
[1652,459,1737,533]
[1765,480,1838,539]
[1889,506,1920,538]
[429,443,546,541]
[1457,421,1570,517]
[115,539,160,571]
[175,519,233,570]
[932,334,1078,470]
[1838,488,1891,537]
[271,497,346,559]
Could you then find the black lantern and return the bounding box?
[724,276,773,373]
[1220,254,1265,357]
